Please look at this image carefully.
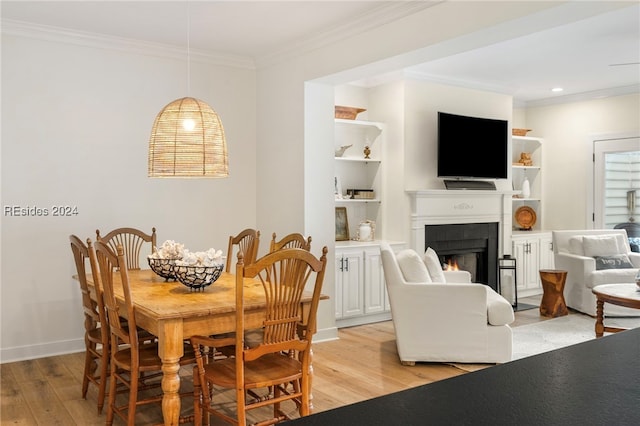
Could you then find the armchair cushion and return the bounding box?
[593,254,634,270]
[582,234,622,257]
[423,247,446,282]
[486,288,515,326]
[397,249,431,283]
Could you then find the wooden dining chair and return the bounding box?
[190,246,328,426]
[95,227,157,270]
[269,232,312,253]
[90,240,195,425]
[225,228,260,273]
[69,235,110,414]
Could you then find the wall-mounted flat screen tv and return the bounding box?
[437,112,508,181]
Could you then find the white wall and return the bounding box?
[525,93,640,230]
[1,34,257,361]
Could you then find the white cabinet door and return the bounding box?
[512,238,528,292]
[539,234,555,270]
[512,232,552,296]
[364,247,385,314]
[335,249,364,318]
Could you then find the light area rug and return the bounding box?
[449,314,640,372]
[510,314,640,361]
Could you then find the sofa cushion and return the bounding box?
[583,234,621,257]
[423,247,446,283]
[588,268,640,288]
[593,254,634,270]
[486,288,515,326]
[397,249,431,283]
[568,237,584,256]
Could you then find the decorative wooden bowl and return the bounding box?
[335,106,366,120]
[515,206,537,230]
[512,128,532,136]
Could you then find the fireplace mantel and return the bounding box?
[406,189,514,255]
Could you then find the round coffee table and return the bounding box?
[592,283,640,337]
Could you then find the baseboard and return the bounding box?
[1,337,85,364]
[313,326,339,343]
[336,312,392,329]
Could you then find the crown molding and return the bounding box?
[522,84,640,108]
[1,19,255,69]
[254,1,442,69]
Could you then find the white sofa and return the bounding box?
[380,242,514,365]
[552,229,640,317]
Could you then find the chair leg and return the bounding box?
[127,372,139,425]
[97,349,109,414]
[106,363,118,426]
[82,343,92,399]
[193,366,203,426]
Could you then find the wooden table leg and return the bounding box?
[595,298,605,338]
[158,319,184,426]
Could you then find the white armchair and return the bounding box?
[552,229,640,316]
[380,242,514,365]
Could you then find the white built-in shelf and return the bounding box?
[512,165,541,170]
[335,157,381,164]
[335,198,381,204]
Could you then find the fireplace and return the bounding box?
[408,190,513,292]
[425,223,499,290]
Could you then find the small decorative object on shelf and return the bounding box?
[147,240,185,280]
[363,145,371,159]
[357,220,376,242]
[346,189,375,199]
[512,128,532,136]
[334,144,353,157]
[517,152,533,166]
[515,206,537,231]
[335,105,366,120]
[521,176,531,198]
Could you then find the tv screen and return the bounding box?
[437,112,508,180]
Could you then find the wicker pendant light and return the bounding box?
[148,2,228,178]
[148,97,228,177]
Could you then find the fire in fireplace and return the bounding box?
[424,222,499,290]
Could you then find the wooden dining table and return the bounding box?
[84,269,327,426]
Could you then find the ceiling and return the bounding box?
[2,1,639,106]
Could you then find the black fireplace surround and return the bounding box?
[424,222,498,291]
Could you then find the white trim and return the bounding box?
[312,326,339,344]
[1,338,85,364]
[587,132,640,230]
[1,19,255,69]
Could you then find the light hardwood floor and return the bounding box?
[1,296,550,425]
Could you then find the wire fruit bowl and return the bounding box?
[174,264,223,291]
[148,257,181,280]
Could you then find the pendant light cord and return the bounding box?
[186,1,191,95]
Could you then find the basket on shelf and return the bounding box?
[335,105,366,120]
[174,264,223,291]
[148,257,180,280]
[512,128,532,136]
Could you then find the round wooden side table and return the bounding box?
[539,269,569,317]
